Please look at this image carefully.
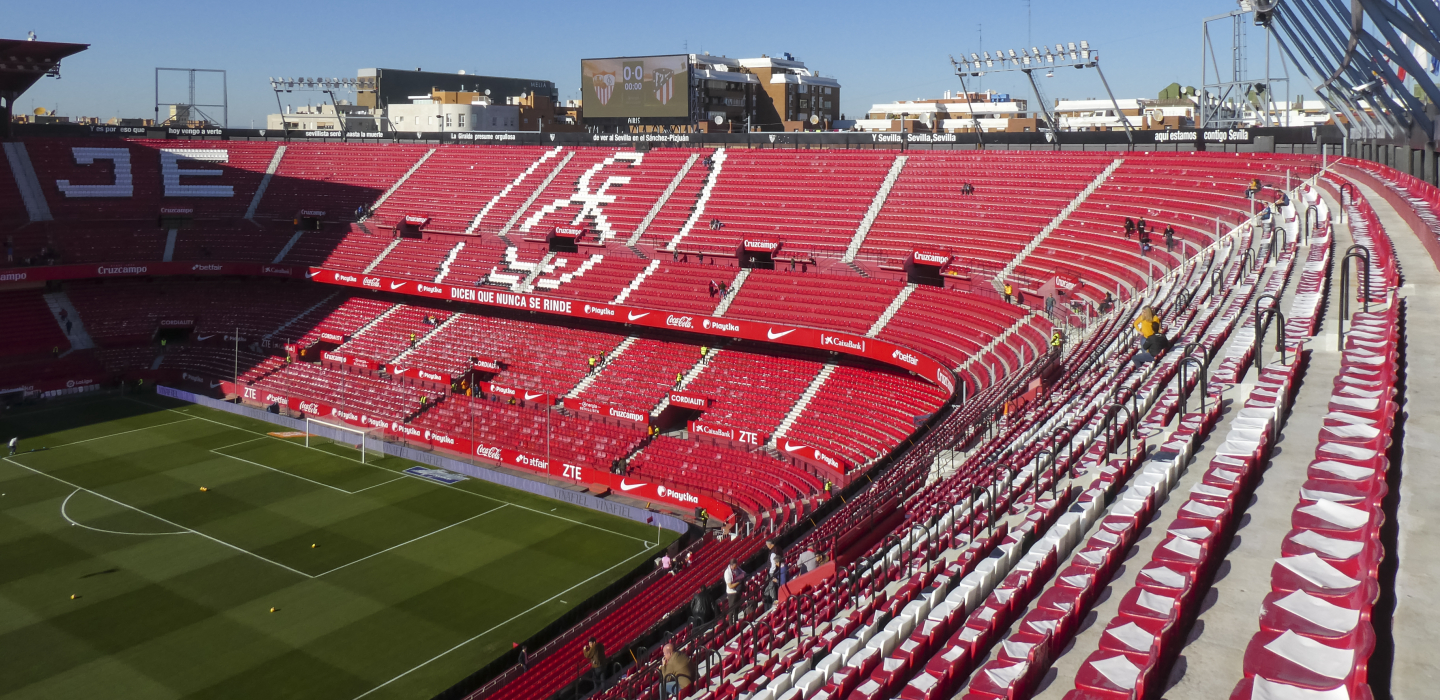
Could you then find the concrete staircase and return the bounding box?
[629,152,702,246]
[666,148,727,250]
[272,231,305,264]
[43,291,95,351]
[263,291,340,342]
[433,240,467,283]
[712,268,750,316]
[244,145,286,221]
[162,229,178,262]
[362,238,403,273]
[651,347,721,417]
[564,335,640,398]
[2,142,52,221]
[997,157,1125,283]
[514,251,557,292]
[612,259,661,304]
[842,154,907,263]
[771,364,838,443]
[866,282,917,337]
[390,313,462,365]
[361,148,435,219]
[467,146,563,234]
[502,151,576,237]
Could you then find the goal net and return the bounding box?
[304,417,381,463]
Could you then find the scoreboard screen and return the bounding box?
[582,55,690,119]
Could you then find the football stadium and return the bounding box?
[1,1,1437,699]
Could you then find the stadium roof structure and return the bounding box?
[0,38,88,136]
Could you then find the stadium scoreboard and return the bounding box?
[582,55,691,123]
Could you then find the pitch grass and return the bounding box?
[0,394,675,700]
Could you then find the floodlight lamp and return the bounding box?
[1080,40,1089,50]
[1008,49,1018,59]
[1053,45,1062,54]
[1032,47,1041,57]
[1068,42,1077,51]
[982,51,990,60]
[970,53,980,61]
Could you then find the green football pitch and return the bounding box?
[0,394,676,700]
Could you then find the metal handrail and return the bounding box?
[1338,244,1373,349]
[1303,205,1319,245]
[1178,356,1208,416]
[1254,306,1289,374]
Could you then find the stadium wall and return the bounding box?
[155,384,690,534]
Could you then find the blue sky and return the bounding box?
[10,1,1281,126]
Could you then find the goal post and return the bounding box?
[303,417,380,463]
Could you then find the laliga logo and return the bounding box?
[658,485,699,504]
[191,264,223,272]
[891,349,919,367]
[584,304,615,316]
[362,277,381,288]
[666,315,694,329]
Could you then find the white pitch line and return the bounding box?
[130,399,656,545]
[42,416,197,449]
[348,477,404,493]
[59,489,186,537]
[209,448,357,494]
[3,456,315,579]
[316,504,508,577]
[350,546,657,700]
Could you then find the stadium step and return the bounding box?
[611,259,660,304]
[515,251,557,292]
[666,148,727,251]
[566,335,640,398]
[711,267,750,317]
[501,150,575,238]
[629,152,701,246]
[651,346,721,416]
[391,313,463,365]
[867,282,917,337]
[771,363,837,443]
[362,237,404,273]
[2,142,53,222]
[467,145,563,235]
[998,156,1126,286]
[361,147,436,219]
[432,240,466,283]
[842,153,907,263]
[244,144,286,221]
[161,228,178,262]
[272,230,305,264]
[263,290,339,342]
[43,291,94,351]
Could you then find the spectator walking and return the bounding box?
[674,371,683,388]
[1045,294,1056,316]
[660,643,693,697]
[723,560,744,617]
[588,356,597,373]
[1164,225,1176,253]
[1003,282,1013,304]
[582,637,606,689]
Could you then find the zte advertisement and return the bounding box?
[582,55,689,119]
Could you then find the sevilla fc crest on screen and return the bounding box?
[593,73,615,106]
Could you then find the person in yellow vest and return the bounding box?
[1003,283,1014,304]
[1051,330,1064,351]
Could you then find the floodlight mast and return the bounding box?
[951,42,1133,147]
[948,55,987,147]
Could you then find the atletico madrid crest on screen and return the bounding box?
[652,68,674,105]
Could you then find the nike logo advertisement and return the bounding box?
[210,382,223,388]
[618,480,646,492]
[197,335,215,341]
[390,281,406,290]
[767,328,796,340]
[305,270,318,279]
[627,312,649,321]
[783,442,804,452]
[524,392,544,400]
